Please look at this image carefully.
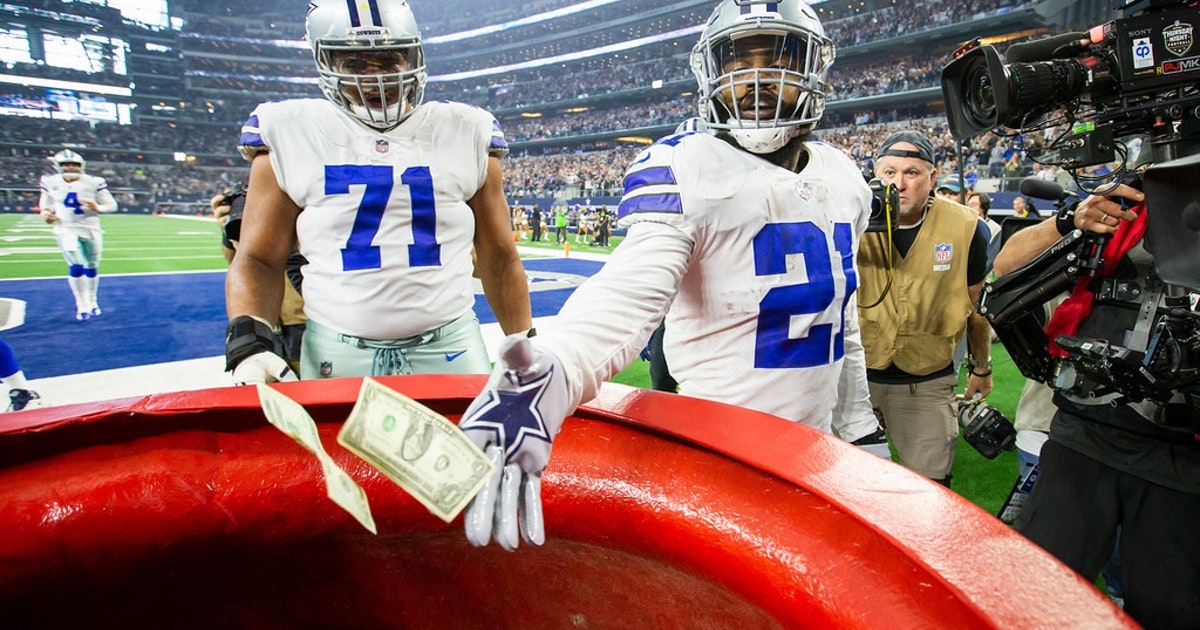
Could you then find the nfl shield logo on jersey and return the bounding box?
[375,139,390,154]
[934,243,953,263]
[796,181,812,201]
[320,361,333,376]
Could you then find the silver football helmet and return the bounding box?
[690,0,834,154]
[50,149,85,181]
[305,0,427,130]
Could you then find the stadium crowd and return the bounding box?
[0,0,1047,207]
[1,110,1052,203]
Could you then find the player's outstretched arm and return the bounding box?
[459,335,570,550]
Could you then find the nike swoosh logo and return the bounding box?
[445,350,467,362]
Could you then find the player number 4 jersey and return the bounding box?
[39,173,114,235]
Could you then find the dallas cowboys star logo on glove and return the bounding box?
[459,335,570,550]
[464,366,557,466]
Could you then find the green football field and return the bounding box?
[0,212,229,278]
[0,211,1026,517]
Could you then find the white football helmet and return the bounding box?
[51,149,86,181]
[305,0,427,130]
[690,0,834,154]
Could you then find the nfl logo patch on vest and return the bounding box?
[934,242,953,262]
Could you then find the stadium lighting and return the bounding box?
[0,73,131,96]
[429,24,704,83]
[424,0,624,44]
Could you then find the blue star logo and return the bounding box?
[462,366,556,458]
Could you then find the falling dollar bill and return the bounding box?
[257,384,378,535]
[337,378,495,523]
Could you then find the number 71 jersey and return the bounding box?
[239,98,506,340]
[618,133,872,429]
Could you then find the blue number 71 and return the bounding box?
[325,164,441,271]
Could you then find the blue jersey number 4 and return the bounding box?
[326,164,441,272]
[64,192,83,214]
[753,222,857,368]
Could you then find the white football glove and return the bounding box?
[459,335,570,550]
[230,350,297,385]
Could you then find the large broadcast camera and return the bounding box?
[942,0,1200,160]
[940,0,1200,431]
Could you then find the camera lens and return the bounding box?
[963,64,997,129]
[1009,60,1088,113]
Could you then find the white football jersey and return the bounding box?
[539,132,874,433]
[239,99,508,339]
[39,173,114,237]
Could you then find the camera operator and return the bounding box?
[992,130,1199,626]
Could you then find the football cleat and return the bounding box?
[76,311,90,321]
[6,388,44,412]
[90,306,102,317]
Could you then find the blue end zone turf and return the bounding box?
[1,258,604,378]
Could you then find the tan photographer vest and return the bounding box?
[858,197,978,375]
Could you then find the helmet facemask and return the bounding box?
[313,36,426,130]
[692,6,834,154]
[52,150,85,181]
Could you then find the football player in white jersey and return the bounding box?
[458,0,887,550]
[39,149,118,321]
[225,0,531,384]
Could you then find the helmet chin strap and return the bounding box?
[730,125,802,154]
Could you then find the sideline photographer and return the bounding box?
[942,0,1200,623]
[993,149,1199,628]
[945,0,1200,619]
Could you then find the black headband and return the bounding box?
[879,148,927,161]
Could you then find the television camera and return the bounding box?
[941,0,1200,432]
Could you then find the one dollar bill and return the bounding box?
[257,384,378,535]
[337,378,495,523]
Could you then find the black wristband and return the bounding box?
[970,368,993,378]
[1055,201,1079,236]
[224,315,278,371]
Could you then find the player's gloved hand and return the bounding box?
[225,315,296,385]
[851,427,892,459]
[459,334,569,550]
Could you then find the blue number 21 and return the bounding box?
[325,164,440,271]
[753,222,856,368]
